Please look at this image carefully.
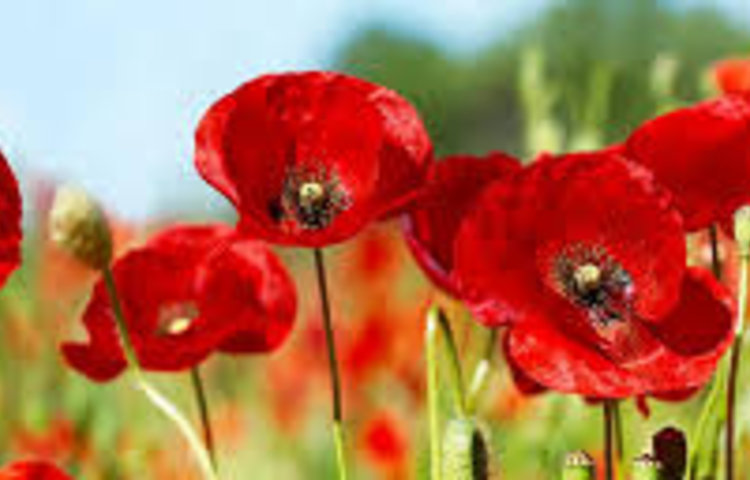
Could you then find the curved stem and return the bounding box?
[725,250,749,480]
[466,327,498,415]
[435,308,467,416]
[102,268,218,480]
[312,248,348,480]
[426,307,442,480]
[191,366,217,470]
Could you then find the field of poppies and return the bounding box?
[4,2,750,480]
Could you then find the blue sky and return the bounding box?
[0,0,746,220]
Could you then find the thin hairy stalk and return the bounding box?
[466,327,498,415]
[435,308,467,416]
[603,400,615,480]
[191,366,217,470]
[426,307,443,480]
[312,248,348,480]
[102,268,218,480]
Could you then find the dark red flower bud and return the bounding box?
[652,426,687,480]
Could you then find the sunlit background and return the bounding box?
[2,0,750,479]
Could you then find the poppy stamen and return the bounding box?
[554,245,634,327]
[280,165,352,231]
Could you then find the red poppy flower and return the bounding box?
[625,93,750,231]
[403,153,520,298]
[454,151,734,397]
[358,410,410,475]
[195,71,433,247]
[62,225,297,381]
[0,150,21,288]
[713,58,750,94]
[0,460,72,480]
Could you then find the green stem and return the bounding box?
[191,366,217,470]
[466,328,498,415]
[725,250,749,480]
[435,308,467,416]
[426,307,442,480]
[603,400,615,480]
[102,268,218,480]
[613,401,624,477]
[312,248,348,480]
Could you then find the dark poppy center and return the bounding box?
[156,302,198,336]
[272,165,351,230]
[554,245,634,326]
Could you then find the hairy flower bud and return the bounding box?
[441,418,491,480]
[49,186,112,270]
[632,454,663,480]
[734,205,750,256]
[562,450,595,480]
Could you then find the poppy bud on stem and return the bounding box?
[632,454,664,480]
[724,206,750,480]
[441,418,491,480]
[49,187,218,480]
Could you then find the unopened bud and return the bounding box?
[49,186,112,270]
[734,205,750,255]
[652,426,686,480]
[562,450,595,480]
[633,454,663,480]
[441,418,491,480]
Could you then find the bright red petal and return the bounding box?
[0,150,21,288]
[0,460,73,480]
[454,151,685,326]
[197,238,297,354]
[195,71,432,247]
[625,94,750,231]
[403,152,519,297]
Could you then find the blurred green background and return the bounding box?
[1,0,750,479]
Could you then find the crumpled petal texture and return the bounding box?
[0,150,21,288]
[62,225,297,382]
[403,152,519,298]
[454,151,685,326]
[625,94,750,231]
[195,71,433,247]
[506,268,734,398]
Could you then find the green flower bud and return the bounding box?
[442,418,491,480]
[734,205,750,256]
[633,454,664,480]
[562,450,595,480]
[49,186,112,270]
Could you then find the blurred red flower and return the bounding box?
[713,58,750,94]
[0,149,22,288]
[454,151,734,398]
[62,225,297,381]
[625,93,750,231]
[403,153,520,298]
[358,410,410,478]
[195,71,433,247]
[0,460,72,480]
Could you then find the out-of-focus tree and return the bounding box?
[333,0,750,159]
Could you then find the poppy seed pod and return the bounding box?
[441,418,491,480]
[632,454,664,480]
[49,186,112,270]
[562,450,595,480]
[734,205,750,255]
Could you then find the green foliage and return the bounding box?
[334,0,750,160]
